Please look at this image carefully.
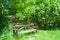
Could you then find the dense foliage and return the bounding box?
[0,0,13,40]
[10,0,60,29]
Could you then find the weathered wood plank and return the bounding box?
[18,29,37,34]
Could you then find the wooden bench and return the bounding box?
[13,23,38,34]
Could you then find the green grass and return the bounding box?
[16,30,60,40]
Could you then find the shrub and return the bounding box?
[11,0,60,29]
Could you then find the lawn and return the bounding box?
[15,30,60,40]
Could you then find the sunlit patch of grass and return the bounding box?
[17,30,60,40]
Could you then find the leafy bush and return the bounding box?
[31,0,60,29]
[0,0,14,40]
[11,0,60,29]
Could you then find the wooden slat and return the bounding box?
[18,29,37,34]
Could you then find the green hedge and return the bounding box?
[11,0,60,29]
[31,0,60,29]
